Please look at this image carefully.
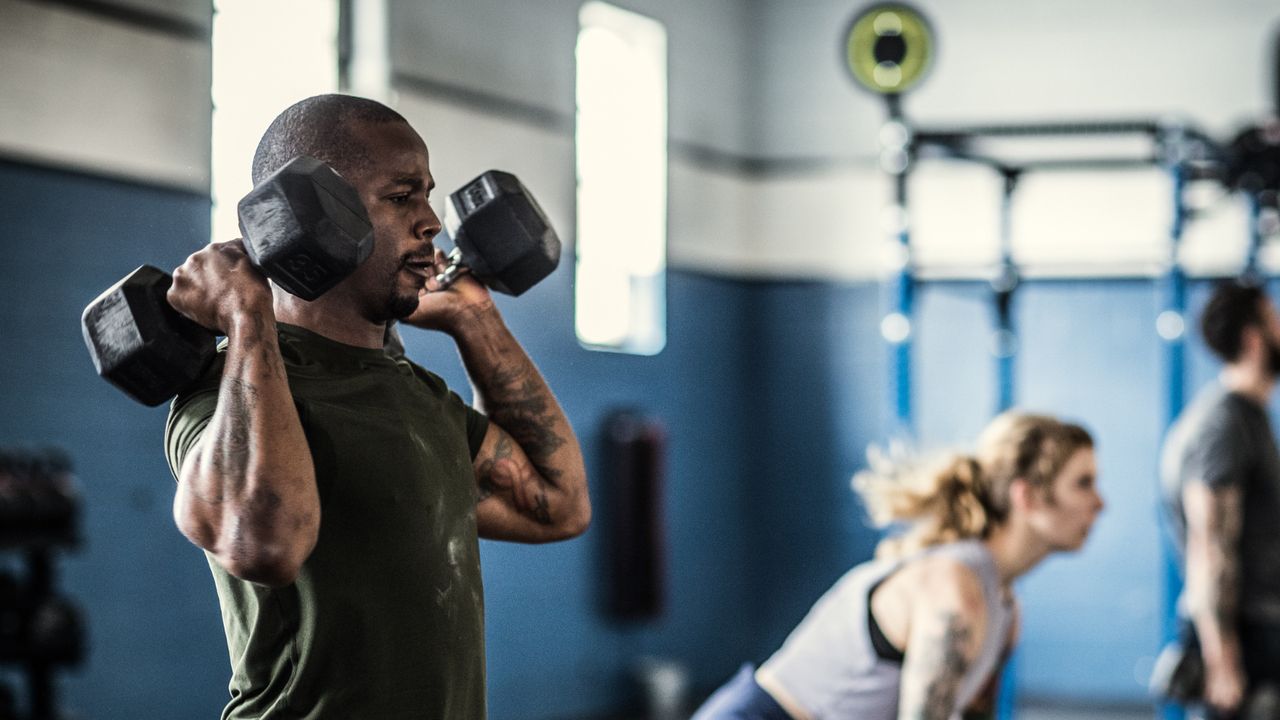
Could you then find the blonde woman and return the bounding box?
[693,412,1104,720]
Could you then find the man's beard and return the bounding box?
[1267,336,1280,377]
[385,285,421,321]
[369,256,425,322]
[378,281,419,320]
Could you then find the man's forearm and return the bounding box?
[177,312,319,585]
[1186,483,1244,665]
[452,308,585,493]
[1192,535,1242,660]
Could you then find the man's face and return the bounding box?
[339,119,442,322]
[1257,298,1280,377]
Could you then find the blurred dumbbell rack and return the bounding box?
[0,448,86,720]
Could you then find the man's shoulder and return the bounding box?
[1172,384,1241,435]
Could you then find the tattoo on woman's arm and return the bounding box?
[907,613,973,720]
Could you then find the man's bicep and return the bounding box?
[1183,480,1243,537]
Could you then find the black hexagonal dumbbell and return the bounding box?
[81,156,374,406]
[84,164,562,406]
[433,170,561,296]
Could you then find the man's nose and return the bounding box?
[415,204,443,241]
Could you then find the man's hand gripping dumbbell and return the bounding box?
[82,160,561,405]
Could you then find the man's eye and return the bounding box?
[388,194,410,205]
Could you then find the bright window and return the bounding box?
[211,0,339,243]
[575,1,668,355]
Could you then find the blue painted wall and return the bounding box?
[0,160,767,720]
[1,160,1258,716]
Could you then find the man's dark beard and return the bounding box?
[385,284,421,321]
[1268,336,1280,377]
[370,256,426,322]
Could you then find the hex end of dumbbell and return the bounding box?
[81,265,216,406]
[448,170,561,296]
[238,156,374,301]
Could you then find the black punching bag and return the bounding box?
[604,411,667,620]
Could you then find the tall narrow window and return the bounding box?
[575,2,668,355]
[211,0,339,243]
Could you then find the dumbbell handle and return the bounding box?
[433,247,468,289]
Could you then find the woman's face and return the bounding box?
[1026,447,1104,552]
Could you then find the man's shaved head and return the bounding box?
[251,94,408,185]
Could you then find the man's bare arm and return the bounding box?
[454,307,589,541]
[169,242,319,586]
[1184,480,1245,712]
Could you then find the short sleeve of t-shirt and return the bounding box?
[1184,409,1252,490]
[463,405,487,459]
[164,358,224,484]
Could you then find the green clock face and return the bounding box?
[844,3,934,95]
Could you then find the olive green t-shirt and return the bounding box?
[165,323,489,719]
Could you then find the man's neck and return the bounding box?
[273,290,386,349]
[1221,363,1276,407]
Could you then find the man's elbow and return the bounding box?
[565,502,593,535]
[213,531,318,586]
[554,496,592,540]
[175,503,319,587]
[220,549,306,587]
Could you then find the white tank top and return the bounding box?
[757,540,1013,720]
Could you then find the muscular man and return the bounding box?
[163,94,590,719]
[1162,281,1280,719]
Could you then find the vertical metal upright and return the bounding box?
[881,94,916,438]
[1245,192,1265,283]
[992,168,1021,415]
[992,167,1021,720]
[1158,151,1189,720]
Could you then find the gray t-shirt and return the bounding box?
[1161,382,1280,622]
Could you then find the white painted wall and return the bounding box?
[0,0,210,192]
[1,0,1275,276]
[385,0,1279,280]
[745,0,1279,278]
[387,0,756,156]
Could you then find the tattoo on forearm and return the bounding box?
[476,434,512,503]
[207,376,258,485]
[196,317,280,505]
[482,366,567,481]
[475,434,555,525]
[532,492,552,525]
[1207,489,1242,628]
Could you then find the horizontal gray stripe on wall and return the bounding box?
[22,0,210,40]
[392,70,871,179]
